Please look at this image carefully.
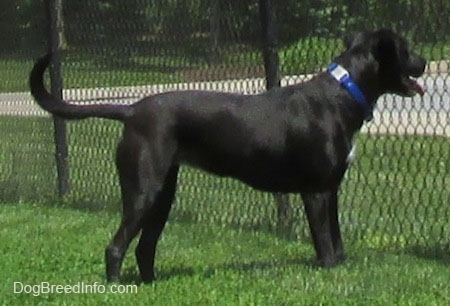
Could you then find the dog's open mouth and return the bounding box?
[403,76,425,96]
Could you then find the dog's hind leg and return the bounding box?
[301,190,338,267]
[135,165,179,283]
[105,133,172,282]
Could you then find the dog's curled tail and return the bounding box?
[29,53,134,121]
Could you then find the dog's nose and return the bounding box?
[408,55,427,77]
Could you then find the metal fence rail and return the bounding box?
[0,0,448,248]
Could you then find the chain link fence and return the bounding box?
[0,0,449,250]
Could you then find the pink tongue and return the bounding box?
[410,79,425,96]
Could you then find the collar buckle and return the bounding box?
[328,63,349,82]
[327,63,372,121]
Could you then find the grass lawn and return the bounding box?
[0,44,261,92]
[1,116,449,237]
[1,202,449,305]
[0,115,449,304]
[1,40,448,92]
[0,116,449,241]
[0,54,185,93]
[0,35,449,302]
[280,38,450,75]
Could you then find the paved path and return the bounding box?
[0,70,448,136]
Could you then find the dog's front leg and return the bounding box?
[327,189,346,263]
[301,189,341,267]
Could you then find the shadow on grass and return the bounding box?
[118,257,317,285]
[406,244,450,265]
[170,209,305,242]
[83,244,450,286]
[120,267,144,285]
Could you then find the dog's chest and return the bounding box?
[346,144,356,163]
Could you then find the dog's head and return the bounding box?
[343,29,426,97]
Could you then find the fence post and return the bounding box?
[46,0,70,196]
[259,0,280,89]
[258,0,292,234]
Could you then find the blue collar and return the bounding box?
[327,63,372,121]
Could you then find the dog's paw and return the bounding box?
[316,257,338,268]
[140,272,156,284]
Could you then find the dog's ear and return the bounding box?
[343,34,356,49]
[371,31,399,64]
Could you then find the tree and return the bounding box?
[0,2,19,53]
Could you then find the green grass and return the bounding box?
[1,39,448,92]
[0,45,261,93]
[280,38,450,75]
[1,34,449,304]
[419,42,450,61]
[0,116,449,244]
[0,59,35,92]
[0,54,186,93]
[280,37,343,74]
[1,203,449,305]
[0,116,449,304]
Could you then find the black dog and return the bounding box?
[30,29,425,283]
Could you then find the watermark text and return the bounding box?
[13,281,138,296]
